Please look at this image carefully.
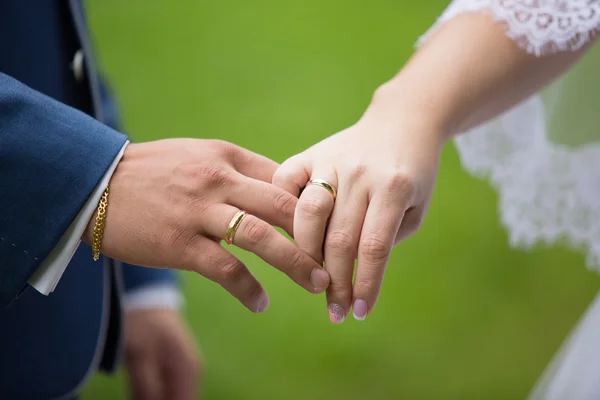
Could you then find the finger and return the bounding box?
[324,185,368,324]
[162,352,199,400]
[202,205,330,294]
[227,176,298,236]
[160,316,203,400]
[272,155,311,197]
[394,206,426,244]
[126,358,163,400]
[352,192,407,321]
[293,169,338,264]
[164,368,197,400]
[225,144,281,183]
[182,236,269,313]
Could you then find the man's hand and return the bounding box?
[124,309,202,400]
[83,139,330,312]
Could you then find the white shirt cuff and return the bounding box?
[28,141,130,295]
[123,284,183,311]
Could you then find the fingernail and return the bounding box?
[328,303,346,324]
[310,268,330,292]
[255,293,270,313]
[353,299,369,321]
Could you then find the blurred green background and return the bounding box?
[82,1,600,398]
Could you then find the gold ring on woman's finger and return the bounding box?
[307,178,337,200]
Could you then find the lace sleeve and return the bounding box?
[419,3,600,269]
[419,1,600,55]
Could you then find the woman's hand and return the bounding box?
[276,8,589,323]
[273,96,445,323]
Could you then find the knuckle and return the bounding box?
[177,161,236,190]
[326,230,354,252]
[383,170,415,198]
[327,280,353,302]
[271,169,287,187]
[169,229,200,271]
[243,217,271,245]
[208,139,236,155]
[165,224,202,271]
[173,161,204,184]
[360,234,392,262]
[200,165,235,187]
[217,259,245,282]
[168,226,193,248]
[298,197,330,218]
[285,248,307,273]
[349,163,369,181]
[272,191,296,220]
[211,139,246,165]
[199,250,227,272]
[272,159,297,183]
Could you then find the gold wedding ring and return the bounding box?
[225,210,248,245]
[308,178,337,200]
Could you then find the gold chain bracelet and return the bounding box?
[92,185,110,261]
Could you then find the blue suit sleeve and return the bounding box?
[120,264,178,292]
[0,72,127,306]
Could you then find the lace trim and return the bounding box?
[419,0,600,55]
[454,96,600,269]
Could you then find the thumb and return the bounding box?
[272,154,311,197]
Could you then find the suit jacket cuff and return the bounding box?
[28,142,130,295]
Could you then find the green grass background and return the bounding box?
[82,1,600,398]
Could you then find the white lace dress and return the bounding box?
[421,2,600,399]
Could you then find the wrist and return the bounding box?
[81,141,130,248]
[364,80,453,146]
[82,209,96,246]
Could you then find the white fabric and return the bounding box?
[28,141,180,311]
[418,1,600,269]
[420,0,600,55]
[419,2,600,399]
[529,292,600,399]
[456,60,600,269]
[28,142,130,294]
[123,284,183,311]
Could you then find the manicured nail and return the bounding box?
[310,268,330,292]
[328,303,346,324]
[353,299,369,321]
[255,292,270,313]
